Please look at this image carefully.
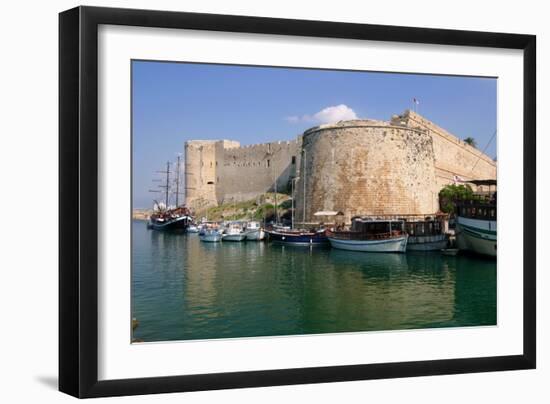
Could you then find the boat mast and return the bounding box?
[291,178,294,229]
[165,161,170,208]
[303,149,307,226]
[274,178,278,224]
[291,176,300,229]
[149,161,171,210]
[175,155,181,207]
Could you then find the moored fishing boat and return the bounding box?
[455,180,497,257]
[327,217,408,253]
[200,228,223,242]
[222,222,247,241]
[404,215,448,251]
[266,228,329,246]
[245,221,265,241]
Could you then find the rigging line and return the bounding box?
[469,129,497,174]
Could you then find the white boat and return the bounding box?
[328,234,408,252]
[454,180,497,258]
[222,223,247,241]
[187,225,199,233]
[327,218,408,253]
[456,215,496,257]
[245,221,265,241]
[200,228,222,242]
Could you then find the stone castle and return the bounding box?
[184,110,496,223]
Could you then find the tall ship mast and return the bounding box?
[147,159,192,231]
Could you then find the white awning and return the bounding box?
[313,211,343,216]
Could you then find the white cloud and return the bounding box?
[285,104,358,125]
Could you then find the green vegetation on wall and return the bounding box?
[195,193,292,222]
[438,184,474,213]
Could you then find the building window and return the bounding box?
[267,159,270,168]
[207,181,214,185]
[291,156,296,164]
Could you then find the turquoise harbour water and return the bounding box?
[132,220,496,342]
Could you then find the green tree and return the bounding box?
[463,137,477,148]
[439,184,474,213]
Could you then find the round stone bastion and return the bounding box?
[294,120,438,224]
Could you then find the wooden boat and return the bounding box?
[146,158,191,231]
[327,217,408,253]
[405,216,448,251]
[245,221,265,241]
[455,180,497,257]
[200,228,222,242]
[266,228,329,246]
[222,223,247,241]
[147,206,192,231]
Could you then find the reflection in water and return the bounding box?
[132,221,496,342]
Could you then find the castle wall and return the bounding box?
[295,121,438,224]
[184,139,300,210]
[184,140,222,210]
[398,110,497,190]
[184,111,497,219]
[217,139,301,204]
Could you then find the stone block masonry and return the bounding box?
[185,138,301,210]
[184,110,496,221]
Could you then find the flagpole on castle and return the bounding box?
[412,98,419,114]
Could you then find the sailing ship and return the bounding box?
[147,206,192,231]
[455,179,497,257]
[327,217,408,253]
[147,156,192,232]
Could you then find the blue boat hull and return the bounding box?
[266,230,329,246]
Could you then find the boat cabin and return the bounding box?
[350,217,405,235]
[404,218,444,237]
[455,179,497,220]
[457,204,497,220]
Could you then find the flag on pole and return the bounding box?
[412,98,420,113]
[453,175,466,184]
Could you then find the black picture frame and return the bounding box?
[59,5,536,398]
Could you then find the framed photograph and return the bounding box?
[59,6,536,398]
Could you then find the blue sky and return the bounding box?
[132,60,497,208]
